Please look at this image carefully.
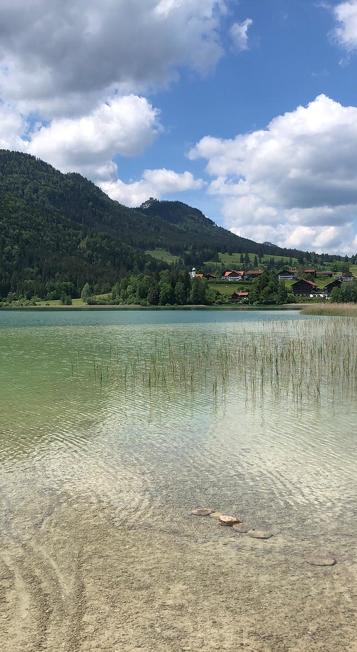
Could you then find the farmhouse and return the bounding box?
[317,271,333,278]
[339,272,354,282]
[222,270,245,281]
[324,279,342,295]
[292,279,317,296]
[245,269,263,279]
[303,268,317,277]
[278,269,296,281]
[231,291,249,302]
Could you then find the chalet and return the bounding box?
[340,272,354,282]
[231,291,249,302]
[222,270,245,281]
[244,269,264,281]
[324,279,342,295]
[278,269,296,281]
[245,269,263,279]
[317,271,333,278]
[303,268,317,278]
[292,279,317,296]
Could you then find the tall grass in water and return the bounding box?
[302,303,357,317]
[70,318,357,406]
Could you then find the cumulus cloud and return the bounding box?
[0,0,228,117]
[333,1,357,51]
[189,95,357,253]
[0,102,26,150]
[102,169,205,207]
[28,95,160,179]
[230,18,253,51]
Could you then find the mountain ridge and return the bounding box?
[0,149,344,299]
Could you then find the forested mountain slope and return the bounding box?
[0,150,325,297]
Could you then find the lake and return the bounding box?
[0,310,356,651]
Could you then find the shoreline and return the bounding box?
[0,303,304,312]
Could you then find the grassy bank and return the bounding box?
[302,303,357,317]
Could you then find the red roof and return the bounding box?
[224,270,245,277]
[232,291,249,297]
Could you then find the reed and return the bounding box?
[69,318,357,407]
[302,303,357,317]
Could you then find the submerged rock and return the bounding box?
[233,523,250,534]
[209,511,223,520]
[307,555,336,567]
[248,529,273,540]
[191,508,215,517]
[219,515,241,526]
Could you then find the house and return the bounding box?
[278,269,296,281]
[340,272,354,282]
[317,271,333,278]
[324,279,342,296]
[245,269,264,279]
[292,279,317,296]
[247,269,264,278]
[231,291,249,302]
[303,268,317,277]
[222,270,245,281]
[310,289,328,299]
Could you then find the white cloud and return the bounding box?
[0,0,228,117]
[102,169,204,207]
[230,18,253,51]
[0,102,26,150]
[28,95,160,179]
[189,95,357,253]
[333,1,357,50]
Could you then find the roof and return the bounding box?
[303,268,316,273]
[224,270,244,277]
[232,291,249,297]
[292,279,316,287]
[247,269,263,276]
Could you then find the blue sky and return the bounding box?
[1,0,357,252]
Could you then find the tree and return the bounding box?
[175,280,188,305]
[159,281,174,305]
[60,294,72,305]
[330,287,342,303]
[81,282,92,303]
[147,282,160,305]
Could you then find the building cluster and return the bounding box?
[221,269,264,281]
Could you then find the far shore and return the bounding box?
[0,303,305,312]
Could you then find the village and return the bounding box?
[190,266,356,303]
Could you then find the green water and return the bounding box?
[0,310,356,651]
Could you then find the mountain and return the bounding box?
[0,149,338,299]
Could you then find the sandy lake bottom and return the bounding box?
[0,310,356,651]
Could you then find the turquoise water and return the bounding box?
[0,310,356,651]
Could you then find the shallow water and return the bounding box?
[0,310,356,651]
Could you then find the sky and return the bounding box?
[2,1,357,253]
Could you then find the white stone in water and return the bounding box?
[191,508,215,517]
[307,555,336,567]
[209,512,223,520]
[233,523,249,534]
[219,515,241,526]
[248,529,273,540]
